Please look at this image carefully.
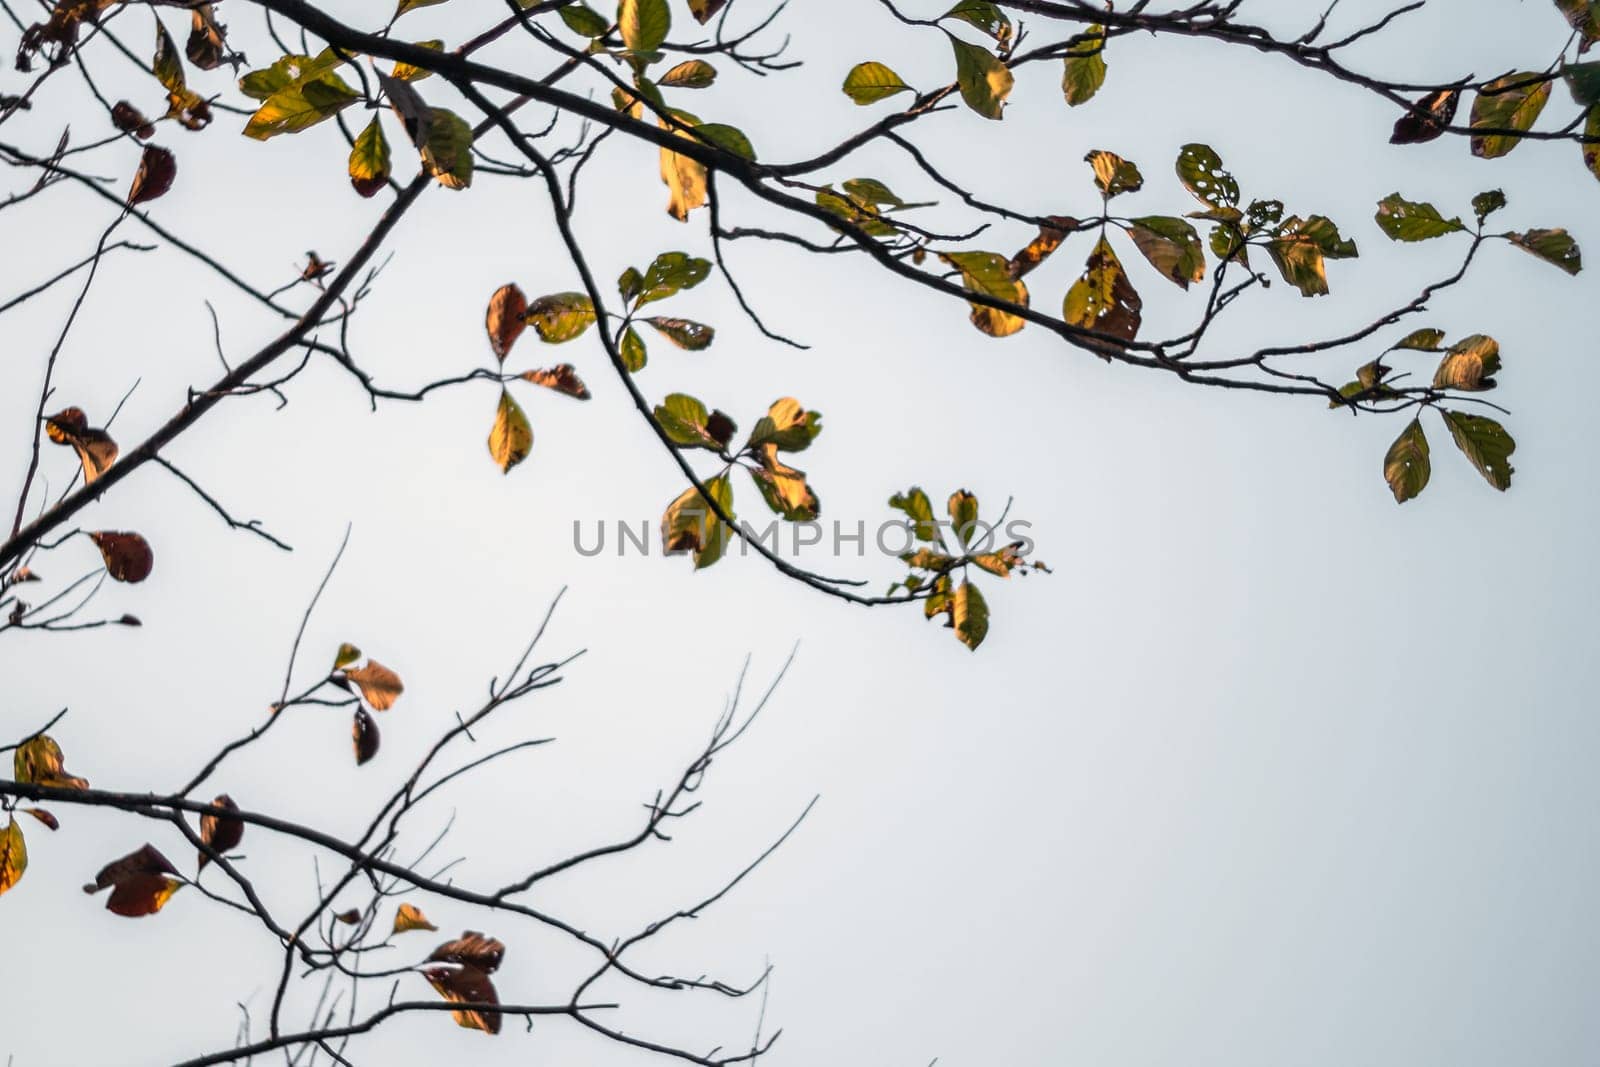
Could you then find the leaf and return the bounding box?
[746,397,822,452]
[1007,217,1073,278]
[749,445,819,521]
[521,364,590,399]
[1374,193,1465,241]
[44,407,118,483]
[1126,216,1205,288]
[347,117,392,199]
[889,488,939,542]
[394,902,437,933]
[558,3,609,36]
[1384,418,1431,503]
[1470,74,1552,159]
[13,735,88,790]
[487,390,533,474]
[1563,60,1600,107]
[842,61,912,105]
[940,251,1028,337]
[660,59,716,88]
[421,108,474,189]
[198,794,243,868]
[971,544,1023,577]
[23,809,58,831]
[84,844,183,917]
[661,473,733,569]
[943,0,1011,42]
[524,292,596,343]
[635,252,711,306]
[660,120,709,220]
[391,39,443,82]
[620,326,647,372]
[691,122,756,160]
[947,489,979,547]
[1508,228,1582,275]
[90,531,153,583]
[0,818,26,898]
[1061,24,1107,106]
[655,393,735,450]
[687,0,728,23]
[395,0,448,16]
[482,283,529,361]
[186,4,235,71]
[949,35,1012,120]
[1441,411,1516,491]
[1063,236,1142,345]
[1393,327,1446,351]
[334,642,362,669]
[334,907,362,925]
[645,316,714,350]
[1585,105,1600,183]
[152,19,186,95]
[1085,149,1142,198]
[239,51,343,100]
[423,959,502,1034]
[1555,0,1600,51]
[346,659,405,710]
[1432,334,1501,391]
[353,707,380,765]
[620,0,670,52]
[952,580,989,650]
[1265,216,1357,297]
[1176,143,1239,211]
[111,101,156,139]
[1389,88,1459,144]
[127,145,176,206]
[1472,189,1507,224]
[243,71,360,140]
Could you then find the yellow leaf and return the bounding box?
[0,818,27,897]
[13,734,89,790]
[394,902,438,933]
[487,389,533,474]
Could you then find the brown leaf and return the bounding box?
[185,4,235,71]
[346,659,404,711]
[335,907,362,925]
[111,100,155,139]
[428,931,505,972]
[1390,89,1459,145]
[353,707,380,765]
[45,408,118,483]
[44,407,88,441]
[520,364,590,399]
[687,0,728,23]
[85,843,183,917]
[394,902,437,933]
[422,964,501,1034]
[23,808,59,831]
[705,411,737,450]
[1009,216,1075,278]
[127,145,176,206]
[198,793,242,868]
[485,283,528,362]
[90,531,153,583]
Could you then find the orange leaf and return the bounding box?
[485,284,527,362]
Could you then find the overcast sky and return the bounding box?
[3,0,1598,1064]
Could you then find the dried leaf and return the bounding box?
[127,145,176,205]
[520,364,590,400]
[111,100,155,139]
[485,284,528,361]
[23,808,59,831]
[14,734,89,790]
[1389,88,1460,144]
[0,818,25,897]
[353,708,380,765]
[198,794,243,868]
[335,908,361,925]
[394,902,437,933]
[90,531,153,583]
[346,659,404,711]
[84,843,183,917]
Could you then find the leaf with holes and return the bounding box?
[1441,411,1516,491]
[1126,216,1205,289]
[1384,419,1431,503]
[1063,237,1142,345]
[645,317,715,350]
[1176,143,1239,212]
[1374,193,1465,241]
[949,36,1012,120]
[521,365,590,399]
[1509,229,1582,275]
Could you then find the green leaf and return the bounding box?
[1585,106,1600,183]
[153,20,186,95]
[662,473,733,569]
[620,325,647,372]
[1563,60,1600,106]
[842,61,912,105]
[952,580,989,650]
[841,178,907,208]
[816,185,899,238]
[1472,189,1507,224]
[1265,216,1356,297]
[524,292,596,343]
[395,0,448,16]
[238,51,343,100]
[487,389,533,473]
[1508,228,1582,275]
[948,489,979,547]
[1126,216,1205,289]
[1441,411,1516,491]
[1384,418,1431,504]
[942,0,1011,42]
[334,642,362,669]
[420,107,474,188]
[1175,143,1239,211]
[1470,73,1552,158]
[391,40,442,82]
[691,122,756,160]
[1063,236,1142,344]
[1084,149,1142,198]
[1393,327,1445,351]
[948,35,1013,120]
[1061,25,1107,107]
[243,72,360,140]
[654,393,734,450]
[1432,334,1501,391]
[644,316,714,350]
[746,397,822,452]
[348,117,392,198]
[1374,193,1465,241]
[619,0,671,53]
[890,488,939,542]
[558,2,609,36]
[748,446,819,521]
[660,59,716,88]
[634,252,710,306]
[940,250,1028,337]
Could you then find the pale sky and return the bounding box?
[3,0,1598,1064]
